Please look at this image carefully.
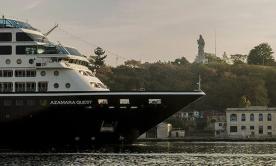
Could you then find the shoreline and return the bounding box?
[137,137,276,142]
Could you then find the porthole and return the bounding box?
[40,71,46,76]
[54,71,59,76]
[16,59,22,64]
[54,83,59,88]
[29,59,34,64]
[65,83,71,88]
[5,59,11,65]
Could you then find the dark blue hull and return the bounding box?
[0,91,204,145]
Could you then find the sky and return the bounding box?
[2,0,276,65]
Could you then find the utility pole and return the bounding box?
[215,29,217,57]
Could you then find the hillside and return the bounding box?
[96,63,276,111]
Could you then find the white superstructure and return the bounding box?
[0,18,108,92]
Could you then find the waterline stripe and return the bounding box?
[0,153,275,157]
[0,91,205,97]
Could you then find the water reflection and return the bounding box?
[0,142,276,165]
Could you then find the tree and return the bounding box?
[172,57,190,65]
[239,96,251,107]
[230,54,247,64]
[124,59,142,68]
[89,47,107,69]
[247,43,274,65]
[205,53,225,64]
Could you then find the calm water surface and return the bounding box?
[1,142,276,165]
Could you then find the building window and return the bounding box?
[268,113,272,121]
[268,132,272,136]
[241,114,246,121]
[230,114,237,122]
[15,82,25,92]
[250,126,254,130]
[268,126,272,130]
[38,82,48,92]
[26,82,36,92]
[5,59,11,65]
[26,70,36,77]
[40,71,46,76]
[16,32,33,41]
[241,126,246,130]
[65,83,71,88]
[250,114,254,121]
[54,71,59,76]
[259,126,263,134]
[53,83,59,89]
[0,33,12,41]
[219,123,222,127]
[230,126,237,132]
[0,46,12,55]
[15,70,25,77]
[0,82,13,92]
[3,70,13,77]
[259,113,263,121]
[16,32,47,42]
[16,45,37,55]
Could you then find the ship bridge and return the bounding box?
[0,18,38,31]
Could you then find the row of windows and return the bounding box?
[230,113,272,122]
[0,45,58,55]
[0,32,47,42]
[90,82,106,89]
[0,82,48,92]
[79,70,94,77]
[69,59,89,67]
[0,70,61,77]
[0,82,72,92]
[230,125,272,134]
[240,125,272,130]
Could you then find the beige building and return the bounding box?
[226,106,276,138]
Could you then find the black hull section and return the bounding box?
[0,91,204,145]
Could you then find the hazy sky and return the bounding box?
[2,0,276,65]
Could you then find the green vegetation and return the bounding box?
[89,47,107,70]
[97,62,276,111]
[247,43,274,65]
[94,43,276,112]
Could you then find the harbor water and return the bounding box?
[1,142,276,165]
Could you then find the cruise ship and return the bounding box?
[0,17,205,145]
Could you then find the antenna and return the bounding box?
[44,24,59,37]
[215,29,217,56]
[196,74,202,91]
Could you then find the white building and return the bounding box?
[214,122,226,137]
[171,129,185,138]
[139,122,172,139]
[226,106,276,138]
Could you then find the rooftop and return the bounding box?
[226,106,276,111]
